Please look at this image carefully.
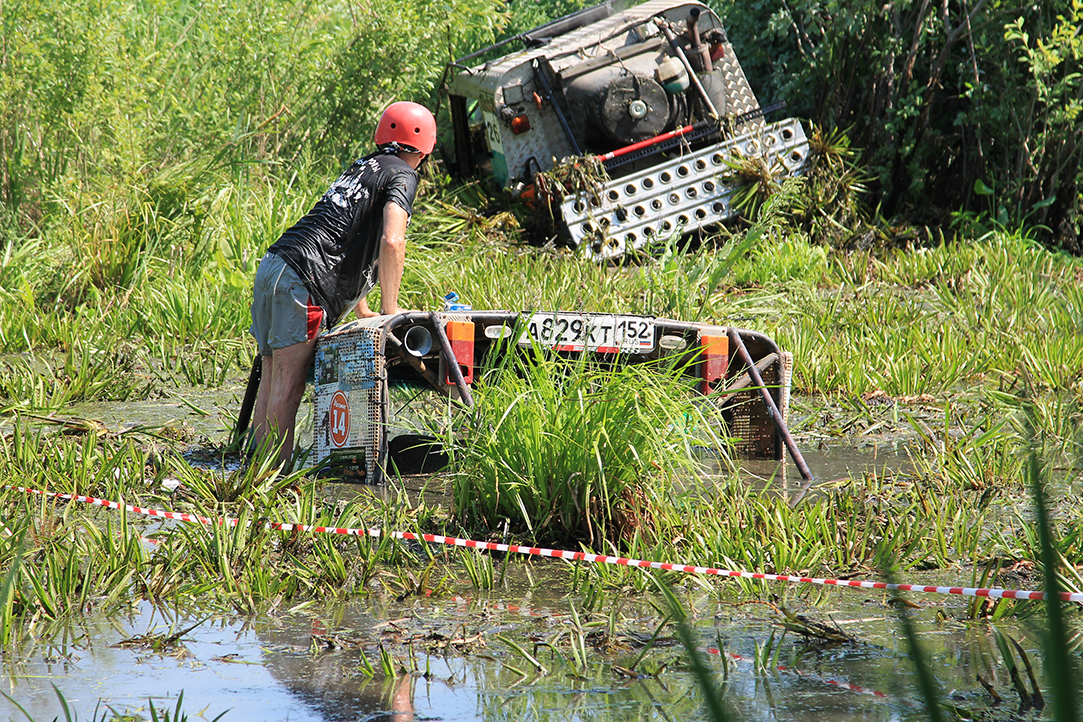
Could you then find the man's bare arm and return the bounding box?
[378,202,409,316]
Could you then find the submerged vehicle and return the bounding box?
[445,0,809,260]
[310,310,798,484]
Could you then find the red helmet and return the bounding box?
[374,101,437,155]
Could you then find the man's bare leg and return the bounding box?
[256,339,317,466]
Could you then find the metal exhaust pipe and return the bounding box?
[402,325,433,357]
[686,7,712,74]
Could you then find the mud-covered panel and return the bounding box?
[313,326,385,480]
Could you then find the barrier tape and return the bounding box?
[10,485,1083,604]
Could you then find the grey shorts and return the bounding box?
[249,253,325,358]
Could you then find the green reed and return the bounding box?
[0,420,440,633]
[0,348,154,410]
[0,394,1034,631]
[657,452,1082,722]
[0,423,158,501]
[1023,421,1083,721]
[0,168,1079,408]
[461,547,497,590]
[657,579,734,722]
[550,451,1013,598]
[2,687,228,722]
[0,534,25,645]
[152,339,249,388]
[887,399,1079,718]
[444,350,729,546]
[165,440,304,504]
[0,498,147,628]
[768,232,1083,398]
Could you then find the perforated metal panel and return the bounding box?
[313,322,385,481]
[560,118,808,259]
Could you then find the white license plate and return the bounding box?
[521,313,655,353]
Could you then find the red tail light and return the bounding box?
[445,320,475,385]
[510,114,531,134]
[699,334,729,394]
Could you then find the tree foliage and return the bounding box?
[711,0,1083,250]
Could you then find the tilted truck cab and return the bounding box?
[446,0,809,260]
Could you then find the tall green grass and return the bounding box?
[0,0,1078,420]
[0,423,437,635]
[2,687,228,722]
[445,350,730,546]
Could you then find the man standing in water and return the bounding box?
[248,101,436,465]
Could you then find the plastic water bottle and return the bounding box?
[443,291,471,312]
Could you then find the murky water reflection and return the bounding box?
[2,570,1062,722]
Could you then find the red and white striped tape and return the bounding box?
[10,485,1083,604]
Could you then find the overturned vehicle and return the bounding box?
[445,0,809,260]
[308,310,802,484]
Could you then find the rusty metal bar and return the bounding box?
[431,312,475,408]
[727,329,812,481]
[686,7,712,73]
[725,352,778,393]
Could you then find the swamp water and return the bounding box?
[1,391,1070,721]
[2,569,1056,722]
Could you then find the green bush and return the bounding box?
[447,351,729,546]
[709,0,1083,251]
[0,0,508,303]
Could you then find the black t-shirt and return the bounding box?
[268,153,419,324]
